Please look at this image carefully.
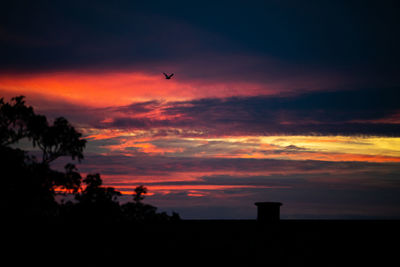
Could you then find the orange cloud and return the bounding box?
[0,71,272,107]
[246,151,400,163]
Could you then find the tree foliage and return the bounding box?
[0,96,86,164]
[0,96,34,146]
[0,96,180,224]
[133,185,148,203]
[31,116,86,164]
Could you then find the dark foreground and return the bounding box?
[5,220,400,266]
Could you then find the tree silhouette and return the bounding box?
[133,185,148,203]
[68,173,122,223]
[78,173,122,205]
[31,116,86,164]
[121,184,180,222]
[59,163,82,194]
[0,96,86,164]
[0,96,34,146]
[1,95,179,224]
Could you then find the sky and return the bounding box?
[1,0,400,219]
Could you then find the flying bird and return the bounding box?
[163,72,174,79]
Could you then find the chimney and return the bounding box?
[255,202,282,222]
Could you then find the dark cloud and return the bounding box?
[105,87,400,136]
[166,87,400,122]
[68,153,400,179]
[1,0,399,87]
[0,1,233,74]
[21,86,400,136]
[284,145,304,151]
[117,101,164,115]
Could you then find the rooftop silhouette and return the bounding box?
[255,202,282,222]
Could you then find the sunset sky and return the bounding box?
[1,0,400,219]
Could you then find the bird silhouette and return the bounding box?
[163,73,174,79]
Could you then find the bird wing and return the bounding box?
[169,73,174,78]
[163,72,168,77]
